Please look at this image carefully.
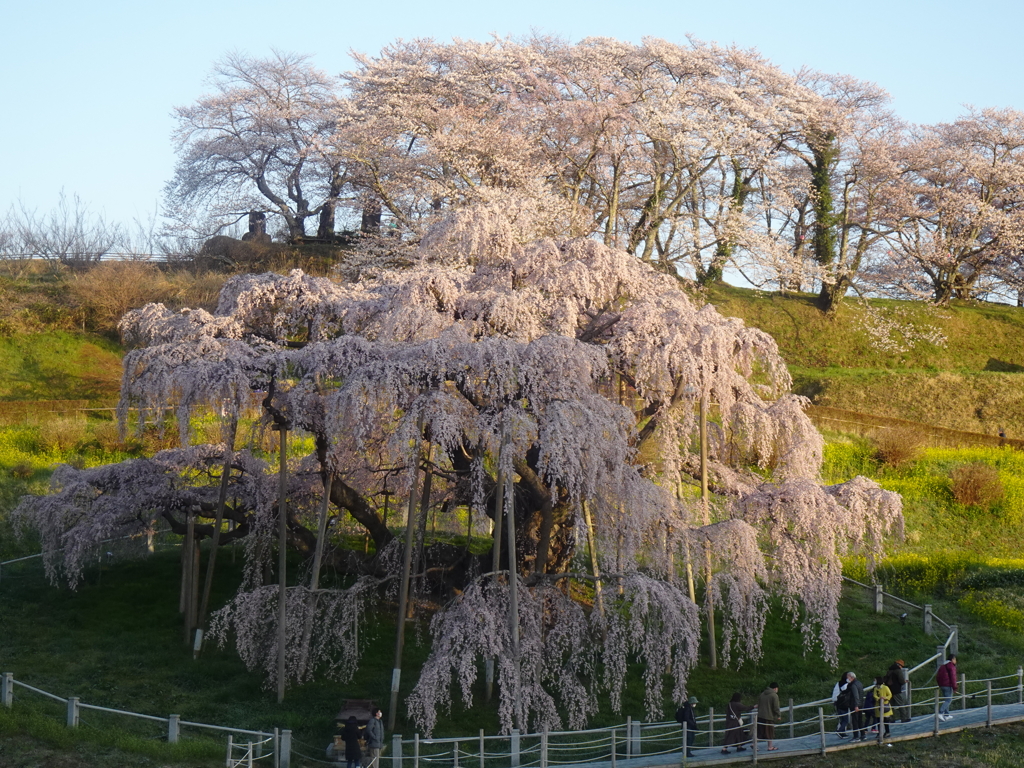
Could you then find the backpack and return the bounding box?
[836,684,853,710]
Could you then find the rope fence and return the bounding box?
[4,549,1024,766]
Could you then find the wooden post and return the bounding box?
[583,500,604,618]
[414,734,420,768]
[610,729,616,768]
[1017,667,1023,704]
[392,734,403,768]
[168,714,180,743]
[454,739,460,768]
[818,707,826,756]
[280,729,292,768]
[540,730,547,768]
[986,681,992,727]
[479,729,485,768]
[682,721,687,765]
[227,735,234,766]
[625,717,632,758]
[788,698,795,740]
[506,479,522,731]
[933,695,940,736]
[510,729,520,768]
[275,423,289,704]
[1,672,12,708]
[961,673,967,712]
[877,700,885,745]
[486,431,507,704]
[708,706,714,748]
[923,604,933,636]
[874,584,883,613]
[950,625,958,656]
[67,697,79,727]
[389,425,424,731]
[197,418,238,651]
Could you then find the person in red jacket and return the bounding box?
[936,655,958,721]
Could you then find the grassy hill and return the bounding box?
[706,285,1024,437]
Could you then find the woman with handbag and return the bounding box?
[721,692,749,754]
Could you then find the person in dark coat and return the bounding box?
[721,692,749,754]
[886,659,911,722]
[846,672,866,742]
[342,716,363,768]
[675,695,699,757]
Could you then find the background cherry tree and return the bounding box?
[15,200,902,733]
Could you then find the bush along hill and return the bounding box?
[706,284,1024,437]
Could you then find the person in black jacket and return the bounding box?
[341,716,363,768]
[846,673,866,742]
[886,660,911,722]
[675,696,699,757]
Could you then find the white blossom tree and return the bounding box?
[15,201,901,733]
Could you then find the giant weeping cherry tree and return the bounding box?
[14,202,902,734]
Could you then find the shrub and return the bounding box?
[873,426,925,468]
[10,462,33,479]
[69,261,173,334]
[951,463,1004,508]
[36,417,87,452]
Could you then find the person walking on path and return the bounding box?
[721,692,749,754]
[675,695,699,757]
[937,655,959,721]
[869,675,894,743]
[364,708,384,768]
[886,660,912,722]
[832,672,852,737]
[757,682,782,752]
[846,672,866,742]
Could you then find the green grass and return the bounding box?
[0,332,122,403]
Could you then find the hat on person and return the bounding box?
[896,659,905,666]
[688,696,698,705]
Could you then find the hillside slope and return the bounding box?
[707,285,1024,436]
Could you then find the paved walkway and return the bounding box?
[584,700,1024,767]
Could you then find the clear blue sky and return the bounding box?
[1,0,1020,231]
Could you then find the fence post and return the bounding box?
[936,646,946,670]
[247,742,254,768]
[950,625,958,656]
[788,698,795,740]
[632,719,641,756]
[923,604,933,636]
[414,734,420,768]
[961,673,967,712]
[168,714,180,744]
[67,696,79,728]
[540,730,547,768]
[511,728,520,768]
[280,729,291,768]
[1,673,12,708]
[610,729,616,768]
[479,729,485,768]
[708,707,714,748]
[986,681,992,727]
[933,695,940,736]
[751,718,758,764]
[392,734,403,768]
[274,728,279,768]
[874,584,883,613]
[1018,667,1023,705]
[907,677,914,719]
[625,717,632,758]
[682,723,688,765]
[227,735,234,768]
[818,707,826,756]
[455,739,460,768]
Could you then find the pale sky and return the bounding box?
[1,0,1021,232]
